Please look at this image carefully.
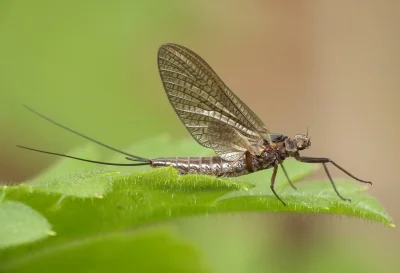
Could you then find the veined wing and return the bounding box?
[204,121,264,161]
[157,44,270,159]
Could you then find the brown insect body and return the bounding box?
[150,134,310,178]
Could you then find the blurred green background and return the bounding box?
[0,1,398,272]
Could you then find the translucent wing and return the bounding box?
[158,43,270,161]
[205,121,264,161]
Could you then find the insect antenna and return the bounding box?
[18,105,151,164]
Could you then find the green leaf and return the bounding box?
[0,136,393,271]
[0,229,209,273]
[0,200,53,249]
[28,170,117,198]
[26,145,118,198]
[217,180,393,227]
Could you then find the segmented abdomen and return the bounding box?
[150,156,249,177]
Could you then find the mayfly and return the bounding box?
[18,43,372,205]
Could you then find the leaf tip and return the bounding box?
[389,223,395,228]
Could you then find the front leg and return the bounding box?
[295,156,371,202]
[295,156,371,184]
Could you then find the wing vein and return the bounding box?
[158,43,270,161]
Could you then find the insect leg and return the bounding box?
[270,161,286,206]
[279,162,297,190]
[321,163,351,202]
[295,156,371,202]
[295,156,371,184]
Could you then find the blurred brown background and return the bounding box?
[0,1,398,272]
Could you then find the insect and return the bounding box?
[18,43,372,205]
